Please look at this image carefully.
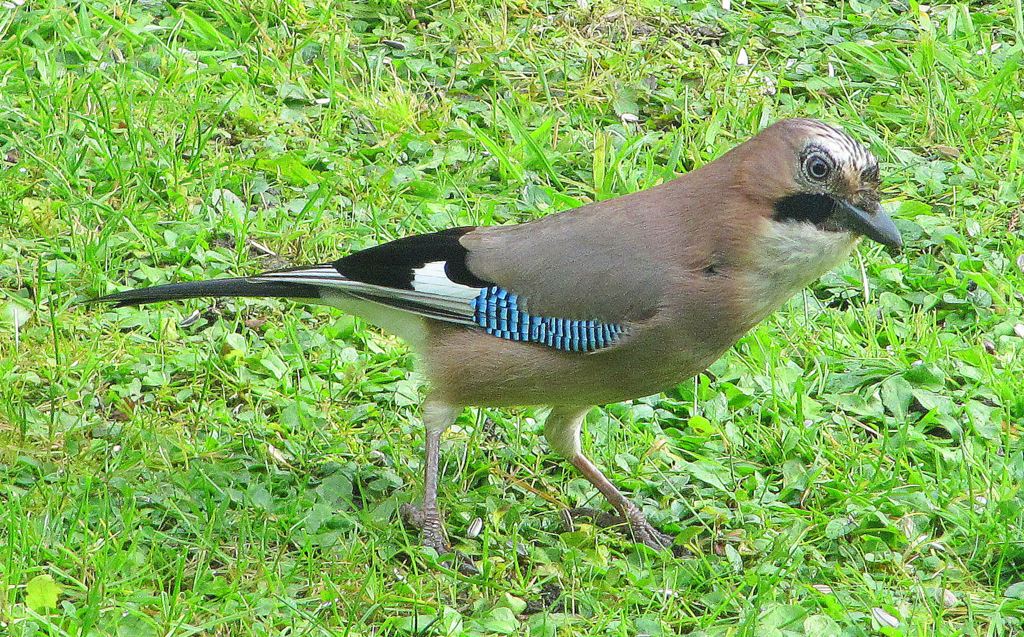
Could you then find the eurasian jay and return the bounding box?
[90,118,902,557]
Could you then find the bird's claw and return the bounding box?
[399,503,479,574]
[626,516,676,551]
[566,506,680,553]
[399,502,450,553]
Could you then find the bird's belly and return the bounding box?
[420,323,731,408]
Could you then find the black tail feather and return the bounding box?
[87,277,322,307]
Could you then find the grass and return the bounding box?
[2,0,1024,634]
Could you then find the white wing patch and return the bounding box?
[410,261,480,301]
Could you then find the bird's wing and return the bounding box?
[458,192,673,326]
[259,201,677,353]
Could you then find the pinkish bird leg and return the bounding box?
[567,454,674,550]
[399,402,457,554]
[544,407,675,551]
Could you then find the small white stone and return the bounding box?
[941,588,958,607]
[267,444,289,464]
[871,607,900,628]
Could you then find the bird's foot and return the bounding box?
[399,503,450,553]
[624,508,676,552]
[399,503,478,574]
[567,505,680,554]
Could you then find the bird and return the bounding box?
[89,118,902,560]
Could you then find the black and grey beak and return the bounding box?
[836,199,902,250]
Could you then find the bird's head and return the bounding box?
[743,118,902,251]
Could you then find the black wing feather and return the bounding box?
[332,227,490,289]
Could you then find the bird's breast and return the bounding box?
[737,220,857,328]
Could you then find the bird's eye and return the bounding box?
[804,153,832,181]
